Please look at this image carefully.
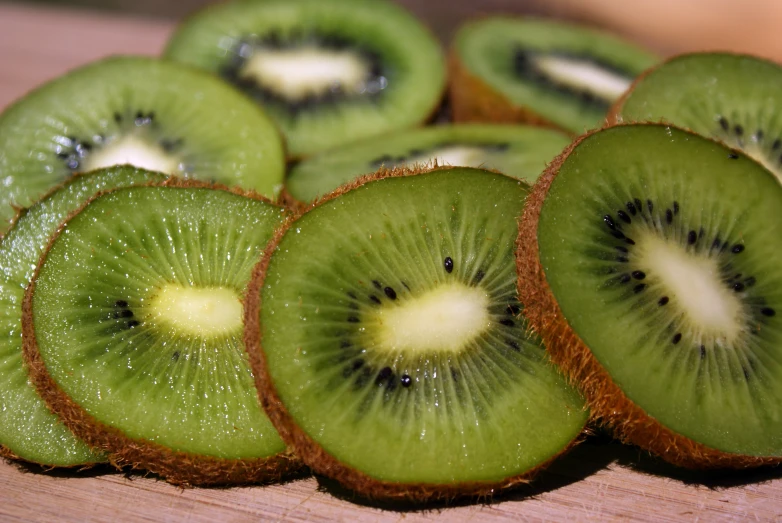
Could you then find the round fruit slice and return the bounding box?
[286,124,570,202]
[518,124,782,468]
[609,52,782,183]
[450,17,658,133]
[0,166,165,467]
[165,0,445,158]
[246,166,587,501]
[22,182,299,485]
[0,56,285,235]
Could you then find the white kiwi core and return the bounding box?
[534,55,631,101]
[147,284,243,338]
[370,283,490,353]
[83,135,181,175]
[240,46,370,101]
[639,235,744,344]
[402,145,489,170]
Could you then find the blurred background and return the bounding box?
[18,0,782,59]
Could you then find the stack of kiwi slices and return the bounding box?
[5,0,782,508]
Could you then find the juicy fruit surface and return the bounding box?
[454,18,657,133]
[537,125,782,455]
[165,0,445,157]
[0,56,285,234]
[260,168,586,484]
[286,124,570,202]
[30,186,287,459]
[614,53,782,182]
[0,167,163,465]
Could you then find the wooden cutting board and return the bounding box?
[1,2,781,521]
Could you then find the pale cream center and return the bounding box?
[147,284,243,338]
[83,135,181,175]
[240,46,369,101]
[640,235,744,343]
[402,145,488,170]
[535,55,631,101]
[371,283,490,353]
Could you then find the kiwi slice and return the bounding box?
[286,124,571,202]
[517,124,782,468]
[0,56,285,235]
[609,53,782,182]
[164,0,445,158]
[450,17,658,133]
[0,166,165,466]
[246,166,587,501]
[22,182,300,485]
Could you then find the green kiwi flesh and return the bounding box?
[23,183,298,485]
[0,56,285,235]
[0,166,164,466]
[247,167,587,501]
[286,124,570,202]
[165,0,445,158]
[452,17,658,133]
[611,53,782,182]
[521,124,782,464]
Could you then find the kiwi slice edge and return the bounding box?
[246,165,587,501]
[21,177,302,486]
[517,123,782,468]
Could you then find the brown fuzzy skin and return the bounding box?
[516,126,782,469]
[21,177,303,487]
[244,164,582,503]
[448,52,566,132]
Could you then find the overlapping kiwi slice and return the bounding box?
[609,53,782,182]
[518,124,782,467]
[22,181,300,485]
[165,0,445,158]
[450,18,657,133]
[0,56,285,235]
[0,166,165,467]
[286,124,570,203]
[246,166,587,501]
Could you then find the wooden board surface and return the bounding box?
[1,2,782,521]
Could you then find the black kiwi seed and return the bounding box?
[733,282,746,292]
[773,138,781,151]
[761,308,776,317]
[712,238,721,250]
[634,198,643,213]
[500,319,515,327]
[728,153,739,160]
[114,300,128,308]
[473,270,485,284]
[611,230,626,240]
[127,320,140,329]
[632,271,645,280]
[384,287,397,300]
[665,209,673,224]
[172,351,180,362]
[619,274,631,284]
[734,124,744,136]
[400,375,412,388]
[687,230,697,245]
[647,199,653,213]
[745,277,757,287]
[633,283,646,293]
[506,304,521,315]
[603,215,616,230]
[376,366,392,384]
[732,244,745,254]
[700,346,706,359]
[370,295,382,304]
[617,210,631,223]
[347,316,360,323]
[719,116,729,131]
[672,333,682,344]
[658,296,669,306]
[444,256,454,273]
[372,280,382,290]
[507,340,521,351]
[626,201,637,215]
[673,201,679,214]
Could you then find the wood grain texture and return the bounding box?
[1,2,782,521]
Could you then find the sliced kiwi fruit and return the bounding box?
[450,17,658,134]
[608,52,782,182]
[0,166,165,467]
[517,123,782,468]
[246,166,587,501]
[165,0,445,158]
[0,56,285,235]
[22,181,300,485]
[286,124,570,203]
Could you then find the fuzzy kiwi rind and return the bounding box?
[21,177,302,486]
[516,123,782,469]
[245,164,586,502]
